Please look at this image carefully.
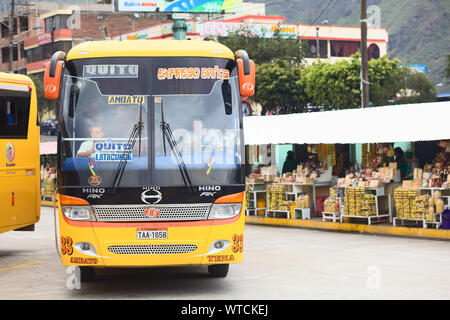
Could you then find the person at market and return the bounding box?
[282,151,297,174]
[252,164,263,174]
[76,125,105,158]
[394,147,404,163]
[394,147,407,178]
[402,151,419,180]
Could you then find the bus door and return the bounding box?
[0,84,36,231]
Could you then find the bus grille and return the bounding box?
[91,204,211,222]
[108,244,198,255]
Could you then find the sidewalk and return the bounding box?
[245,216,450,241]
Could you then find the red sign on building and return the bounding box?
[37,32,52,46]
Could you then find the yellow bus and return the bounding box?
[44,40,255,281]
[0,73,40,234]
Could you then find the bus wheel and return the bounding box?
[80,266,95,282]
[208,264,229,277]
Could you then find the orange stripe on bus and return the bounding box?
[59,194,90,206]
[214,192,244,203]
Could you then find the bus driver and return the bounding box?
[76,125,105,158]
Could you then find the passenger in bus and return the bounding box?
[76,125,105,157]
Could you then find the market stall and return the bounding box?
[243,101,450,229]
[40,141,57,205]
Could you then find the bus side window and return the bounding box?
[0,95,31,139]
[6,101,16,125]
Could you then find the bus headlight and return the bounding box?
[62,206,95,221]
[209,203,242,220]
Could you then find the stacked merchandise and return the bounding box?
[317,144,336,166]
[361,194,376,217]
[324,198,339,213]
[267,185,292,211]
[344,187,376,217]
[261,166,278,182]
[394,188,433,221]
[43,179,56,197]
[273,162,329,184]
[246,166,280,184]
[246,175,264,184]
[324,187,340,213]
[40,166,56,198]
[416,165,449,188]
[244,184,251,209]
[403,140,449,188]
[337,163,397,188]
[295,194,309,209]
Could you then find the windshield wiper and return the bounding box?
[159,99,193,189]
[111,102,144,190]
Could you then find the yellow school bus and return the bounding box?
[44,40,255,281]
[0,73,40,234]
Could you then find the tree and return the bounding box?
[303,54,432,110]
[216,27,307,65]
[29,74,57,120]
[368,56,405,106]
[395,69,437,104]
[216,27,308,114]
[254,59,307,114]
[303,56,361,110]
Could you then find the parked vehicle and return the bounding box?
[40,119,58,135]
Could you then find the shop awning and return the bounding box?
[243,101,450,145]
[40,141,57,155]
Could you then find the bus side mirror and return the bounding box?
[44,51,66,100]
[44,60,63,100]
[236,56,255,97]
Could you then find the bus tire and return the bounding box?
[208,264,229,278]
[80,266,95,282]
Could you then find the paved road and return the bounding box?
[1,206,450,300]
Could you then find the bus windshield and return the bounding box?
[60,57,243,188]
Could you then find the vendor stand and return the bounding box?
[393,161,449,229]
[40,140,57,206]
[243,101,450,230]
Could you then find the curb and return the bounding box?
[245,216,450,241]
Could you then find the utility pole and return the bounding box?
[360,0,369,108]
[315,26,320,58]
[8,0,15,73]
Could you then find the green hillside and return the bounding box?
[259,0,450,92]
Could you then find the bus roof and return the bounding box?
[66,40,236,61]
[0,72,33,86]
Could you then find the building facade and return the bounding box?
[0,2,388,75]
[117,14,388,63]
[0,1,167,74]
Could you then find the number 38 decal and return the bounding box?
[232,234,244,253]
[61,236,73,255]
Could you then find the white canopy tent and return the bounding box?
[243,101,450,145]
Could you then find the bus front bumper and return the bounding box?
[58,208,245,268]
